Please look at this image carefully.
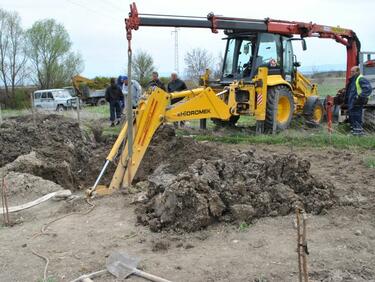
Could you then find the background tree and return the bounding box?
[212,52,224,80]
[184,48,213,83]
[26,19,84,89]
[131,50,154,87]
[0,9,28,105]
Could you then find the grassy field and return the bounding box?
[312,77,345,97]
[3,86,375,152]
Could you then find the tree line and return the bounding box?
[0,8,83,107]
[132,49,223,88]
[0,8,223,108]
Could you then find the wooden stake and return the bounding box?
[296,208,303,282]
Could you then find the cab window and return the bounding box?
[237,40,252,78]
[41,92,47,99]
[256,33,281,68]
[223,38,235,78]
[34,92,41,99]
[283,38,293,79]
[47,92,53,99]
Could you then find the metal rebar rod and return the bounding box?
[127,49,133,184]
[302,211,309,282]
[296,208,303,282]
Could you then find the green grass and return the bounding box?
[191,129,375,150]
[82,105,109,116]
[314,78,345,97]
[238,222,250,232]
[363,157,375,168]
[0,108,31,119]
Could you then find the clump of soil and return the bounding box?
[135,125,222,181]
[0,114,92,189]
[136,148,336,232]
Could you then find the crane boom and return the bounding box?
[126,2,360,82]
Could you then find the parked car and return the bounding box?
[33,89,77,111]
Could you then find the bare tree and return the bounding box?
[0,9,28,103]
[131,50,154,87]
[26,19,84,89]
[184,48,213,82]
[212,52,224,79]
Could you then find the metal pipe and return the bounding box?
[127,50,133,184]
[170,88,204,99]
[91,160,110,191]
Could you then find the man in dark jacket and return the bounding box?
[167,72,187,104]
[168,72,188,128]
[345,66,372,135]
[105,77,124,127]
[146,71,166,91]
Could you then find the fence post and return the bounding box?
[30,92,36,127]
[76,97,81,125]
[199,119,207,130]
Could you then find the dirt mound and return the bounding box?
[135,125,222,181]
[3,171,65,205]
[136,150,336,232]
[0,114,92,189]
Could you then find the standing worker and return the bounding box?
[345,66,372,135]
[105,78,124,127]
[146,71,166,91]
[122,75,142,109]
[167,72,187,97]
[167,72,188,127]
[117,76,126,111]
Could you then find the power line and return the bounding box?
[65,0,123,23]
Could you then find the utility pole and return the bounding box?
[171,27,179,73]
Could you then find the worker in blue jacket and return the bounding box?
[345,66,372,135]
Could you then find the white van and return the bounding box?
[33,89,76,111]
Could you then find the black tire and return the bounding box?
[56,105,65,112]
[364,108,375,131]
[265,85,294,131]
[96,98,107,106]
[212,115,240,127]
[303,97,324,124]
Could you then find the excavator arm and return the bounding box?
[106,87,231,191]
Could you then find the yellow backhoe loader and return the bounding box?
[87,4,360,196]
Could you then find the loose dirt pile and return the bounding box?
[0,114,93,189]
[135,127,336,232]
[135,125,222,181]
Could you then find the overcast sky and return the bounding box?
[2,0,375,78]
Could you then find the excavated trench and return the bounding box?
[0,115,336,232]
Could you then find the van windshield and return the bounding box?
[54,90,71,98]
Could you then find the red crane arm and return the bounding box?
[126,2,360,82]
[267,19,360,82]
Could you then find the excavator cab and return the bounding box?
[221,32,301,85]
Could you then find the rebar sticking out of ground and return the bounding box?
[296,207,309,282]
[1,177,10,226]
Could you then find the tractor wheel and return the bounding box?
[364,107,375,131]
[56,105,65,112]
[96,98,107,106]
[304,98,324,124]
[212,115,240,127]
[265,85,294,131]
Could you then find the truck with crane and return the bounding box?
[88,3,374,196]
